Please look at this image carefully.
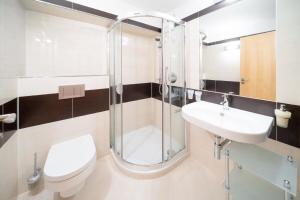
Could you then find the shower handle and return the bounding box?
[116,83,123,95]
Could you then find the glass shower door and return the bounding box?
[109,23,123,157]
[162,20,186,161]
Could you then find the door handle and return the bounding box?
[241,78,249,84]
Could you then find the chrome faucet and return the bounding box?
[220,94,230,110]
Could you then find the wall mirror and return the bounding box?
[199,0,276,101]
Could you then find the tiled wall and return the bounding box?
[2,0,299,198]
[25,11,107,77]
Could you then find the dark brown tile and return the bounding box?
[182,12,199,22]
[231,96,276,117]
[182,0,240,22]
[216,81,240,95]
[152,82,162,101]
[3,98,17,132]
[73,89,109,117]
[0,130,15,149]
[201,90,223,104]
[0,105,3,134]
[276,103,300,148]
[169,86,185,107]
[19,94,72,128]
[39,0,73,8]
[123,83,151,103]
[72,3,117,20]
[204,80,216,91]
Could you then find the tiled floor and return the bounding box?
[117,126,183,165]
[19,155,227,200]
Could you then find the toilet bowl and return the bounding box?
[44,135,96,198]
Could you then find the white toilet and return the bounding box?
[44,135,96,198]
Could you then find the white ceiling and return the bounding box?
[121,0,192,12]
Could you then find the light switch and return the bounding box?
[58,84,85,99]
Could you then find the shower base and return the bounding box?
[122,125,181,165]
[112,125,189,178]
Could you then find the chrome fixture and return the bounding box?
[199,31,207,41]
[27,152,41,187]
[199,31,207,90]
[214,135,230,160]
[220,94,230,111]
[168,72,177,84]
[155,37,162,49]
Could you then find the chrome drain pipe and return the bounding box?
[214,135,230,160]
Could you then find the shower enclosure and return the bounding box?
[108,12,187,174]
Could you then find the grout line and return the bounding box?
[72,98,74,118]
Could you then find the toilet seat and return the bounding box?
[44,135,96,182]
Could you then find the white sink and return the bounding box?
[182,101,274,144]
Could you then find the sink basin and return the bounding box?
[182,101,274,144]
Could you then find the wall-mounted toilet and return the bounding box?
[44,135,96,198]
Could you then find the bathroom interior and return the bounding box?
[0,0,299,199]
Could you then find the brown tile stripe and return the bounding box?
[182,0,241,22]
[19,93,73,128]
[16,82,300,148]
[38,0,239,33]
[73,89,109,117]
[0,105,2,133]
[19,83,151,129]
[122,83,151,103]
[203,80,240,95]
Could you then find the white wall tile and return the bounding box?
[122,32,156,84]
[18,76,109,96]
[0,0,25,78]
[25,11,107,77]
[0,133,18,200]
[276,0,300,105]
[185,18,200,89]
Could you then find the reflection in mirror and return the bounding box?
[199,0,276,101]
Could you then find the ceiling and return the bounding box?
[121,0,191,12]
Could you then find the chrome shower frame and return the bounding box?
[108,11,188,176]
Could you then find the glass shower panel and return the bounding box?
[162,20,186,161]
[109,23,123,157]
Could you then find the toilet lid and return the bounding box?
[44,134,96,182]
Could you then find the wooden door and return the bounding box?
[240,32,276,101]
